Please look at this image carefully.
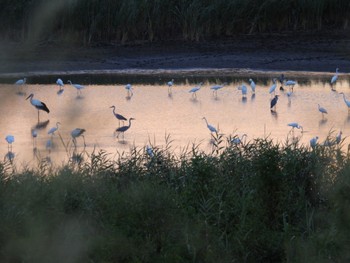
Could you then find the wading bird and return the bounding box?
[269,78,277,96]
[211,83,226,97]
[115,118,135,139]
[238,84,248,97]
[231,134,247,145]
[285,80,297,92]
[202,117,217,134]
[270,95,279,111]
[189,83,203,98]
[71,128,86,148]
[15,78,26,85]
[26,93,50,121]
[167,79,174,94]
[125,84,133,96]
[331,68,339,90]
[48,122,61,136]
[339,92,350,111]
[5,135,14,152]
[68,80,85,95]
[110,106,127,126]
[288,122,303,133]
[249,79,256,93]
[56,78,64,94]
[146,145,154,158]
[318,104,328,117]
[310,136,319,148]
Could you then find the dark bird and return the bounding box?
[110,105,127,126]
[115,118,135,139]
[270,95,279,111]
[26,93,50,121]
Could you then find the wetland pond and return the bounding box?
[1,71,350,169]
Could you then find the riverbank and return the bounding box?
[1,34,350,79]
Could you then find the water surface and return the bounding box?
[1,76,349,168]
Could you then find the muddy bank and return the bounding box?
[1,34,350,79]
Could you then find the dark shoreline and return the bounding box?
[1,35,350,80]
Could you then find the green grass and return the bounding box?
[0,0,349,44]
[0,134,350,262]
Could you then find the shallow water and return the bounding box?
[1,76,350,168]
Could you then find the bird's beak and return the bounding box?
[26,95,31,100]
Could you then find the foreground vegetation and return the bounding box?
[1,135,350,262]
[1,0,349,44]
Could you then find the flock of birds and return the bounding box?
[3,68,347,161]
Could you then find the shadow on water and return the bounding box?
[241,97,247,103]
[319,118,328,127]
[33,119,50,130]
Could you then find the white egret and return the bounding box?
[269,78,277,95]
[48,122,61,136]
[211,83,226,96]
[71,128,86,148]
[189,82,203,98]
[202,117,217,133]
[270,95,279,111]
[110,106,127,126]
[115,118,135,139]
[167,79,174,94]
[5,135,14,152]
[231,134,247,145]
[125,84,133,96]
[248,79,256,93]
[331,68,339,87]
[318,104,328,117]
[15,78,26,85]
[56,78,64,94]
[285,80,297,91]
[238,84,248,97]
[339,93,350,110]
[68,80,85,95]
[26,93,50,121]
[288,122,303,132]
[310,136,319,148]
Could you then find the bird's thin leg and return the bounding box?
[82,135,86,149]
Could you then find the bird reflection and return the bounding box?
[33,119,50,130]
[241,97,247,103]
[319,118,328,127]
[4,151,15,162]
[251,93,256,101]
[57,89,64,95]
[270,110,278,119]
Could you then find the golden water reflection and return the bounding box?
[0,77,349,169]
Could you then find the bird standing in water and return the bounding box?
[26,93,50,121]
[110,106,127,127]
[115,118,135,139]
[71,128,86,148]
[270,95,279,111]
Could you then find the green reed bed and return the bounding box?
[1,0,349,44]
[0,135,350,262]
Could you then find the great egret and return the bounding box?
[189,83,203,98]
[211,83,226,96]
[15,78,26,85]
[288,122,303,132]
[270,95,279,111]
[115,118,135,139]
[248,79,256,93]
[331,68,339,88]
[56,78,64,94]
[167,79,174,94]
[231,134,247,145]
[339,92,350,110]
[310,136,319,148]
[26,93,50,121]
[269,78,277,95]
[48,122,61,136]
[125,84,133,96]
[238,84,248,97]
[110,106,127,126]
[285,80,297,91]
[68,80,85,95]
[318,104,328,117]
[5,135,14,152]
[71,128,86,148]
[202,117,217,133]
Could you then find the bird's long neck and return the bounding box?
[112,107,116,115]
[203,118,208,126]
[128,119,133,127]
